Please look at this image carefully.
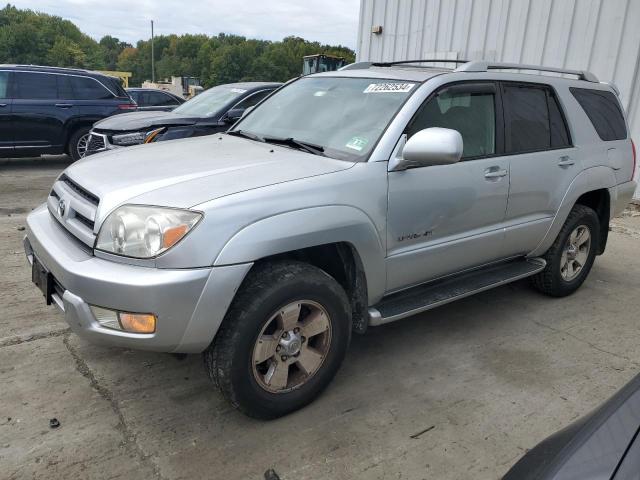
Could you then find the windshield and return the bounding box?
[232,77,417,160]
[173,85,247,117]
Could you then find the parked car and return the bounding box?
[84,82,280,155]
[126,88,185,112]
[24,60,637,419]
[504,372,640,479]
[0,65,135,161]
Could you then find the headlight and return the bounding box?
[95,205,202,258]
[111,132,146,146]
[111,128,165,146]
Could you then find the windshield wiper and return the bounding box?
[226,130,265,142]
[262,136,326,156]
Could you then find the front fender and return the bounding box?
[214,205,387,303]
[529,166,617,257]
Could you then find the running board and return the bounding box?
[368,258,546,326]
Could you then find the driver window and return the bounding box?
[406,86,496,159]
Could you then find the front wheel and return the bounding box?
[68,127,91,161]
[204,261,352,419]
[531,204,600,297]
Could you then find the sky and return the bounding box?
[10,0,361,48]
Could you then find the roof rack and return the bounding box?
[371,59,469,67]
[455,61,599,82]
[340,59,599,82]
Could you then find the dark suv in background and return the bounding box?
[0,65,135,161]
[85,82,280,155]
[126,88,185,112]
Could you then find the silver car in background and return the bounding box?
[24,60,637,418]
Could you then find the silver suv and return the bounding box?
[25,60,637,418]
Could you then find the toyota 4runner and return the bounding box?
[24,60,637,418]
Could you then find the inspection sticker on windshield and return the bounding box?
[230,88,247,93]
[363,83,414,93]
[346,136,368,151]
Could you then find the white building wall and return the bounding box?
[357,0,640,195]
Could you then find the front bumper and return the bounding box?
[25,204,251,353]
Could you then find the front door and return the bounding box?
[386,82,510,292]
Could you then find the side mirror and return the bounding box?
[224,108,245,123]
[390,127,463,171]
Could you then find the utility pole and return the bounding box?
[151,20,155,82]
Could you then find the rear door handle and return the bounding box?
[0,103,7,107]
[55,103,73,108]
[558,156,575,167]
[484,167,508,179]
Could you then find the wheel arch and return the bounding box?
[213,205,387,311]
[530,166,616,257]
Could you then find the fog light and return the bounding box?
[90,306,156,334]
[119,313,156,334]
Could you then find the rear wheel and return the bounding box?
[68,127,91,161]
[204,261,351,419]
[531,204,599,297]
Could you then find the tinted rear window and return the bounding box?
[503,84,571,153]
[14,72,58,99]
[70,76,113,100]
[570,88,626,141]
[503,85,551,152]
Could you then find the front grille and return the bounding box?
[49,175,100,248]
[59,174,99,206]
[86,134,106,155]
[74,212,95,230]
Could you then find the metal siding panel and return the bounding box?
[501,0,530,62]
[356,0,640,196]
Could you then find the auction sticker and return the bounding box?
[363,83,414,93]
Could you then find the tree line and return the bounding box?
[0,4,355,87]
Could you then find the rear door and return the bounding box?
[501,82,577,256]
[11,71,69,151]
[386,81,511,291]
[0,70,12,153]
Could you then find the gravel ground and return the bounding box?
[2,156,640,480]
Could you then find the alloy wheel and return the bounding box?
[252,300,332,393]
[560,224,591,281]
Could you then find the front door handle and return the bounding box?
[55,103,73,108]
[0,103,7,107]
[484,167,508,179]
[558,156,575,167]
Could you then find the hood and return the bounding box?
[64,134,354,222]
[93,110,200,132]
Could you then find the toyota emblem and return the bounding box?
[57,199,66,217]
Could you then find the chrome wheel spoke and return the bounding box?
[253,335,279,364]
[296,347,323,376]
[300,310,329,338]
[279,303,301,331]
[265,361,289,389]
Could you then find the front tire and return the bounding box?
[531,204,600,297]
[68,127,91,161]
[204,261,352,419]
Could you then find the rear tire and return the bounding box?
[68,127,91,161]
[531,204,599,297]
[204,261,351,419]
